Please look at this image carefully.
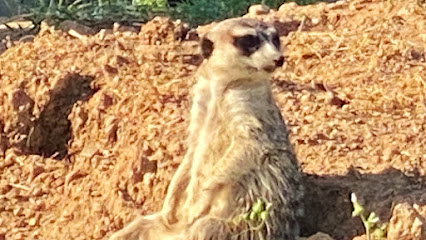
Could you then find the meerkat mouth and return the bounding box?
[263,65,276,73]
[246,65,276,73]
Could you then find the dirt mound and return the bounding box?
[0,0,425,239]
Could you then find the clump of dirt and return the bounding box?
[0,0,425,239]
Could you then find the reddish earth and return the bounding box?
[0,0,425,239]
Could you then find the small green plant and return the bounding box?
[234,198,272,230]
[351,193,388,240]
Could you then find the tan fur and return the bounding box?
[109,17,304,240]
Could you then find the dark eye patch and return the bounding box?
[271,33,280,49]
[201,37,214,59]
[233,34,261,56]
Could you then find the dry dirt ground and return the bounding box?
[0,0,426,239]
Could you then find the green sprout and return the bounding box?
[234,198,272,231]
[351,193,388,240]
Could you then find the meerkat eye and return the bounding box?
[271,33,280,49]
[233,34,261,56]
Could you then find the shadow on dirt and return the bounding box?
[28,73,96,159]
[9,73,96,159]
[273,79,426,239]
[300,167,426,239]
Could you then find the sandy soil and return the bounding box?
[0,0,425,239]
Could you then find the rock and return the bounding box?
[388,202,425,240]
[248,4,271,16]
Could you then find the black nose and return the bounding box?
[275,56,284,67]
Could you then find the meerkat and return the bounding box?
[109,17,304,240]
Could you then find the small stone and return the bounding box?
[388,203,424,239]
[248,4,271,16]
[382,147,393,161]
[30,165,45,180]
[28,216,39,226]
[311,18,321,26]
[13,207,23,216]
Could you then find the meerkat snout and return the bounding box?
[275,55,284,67]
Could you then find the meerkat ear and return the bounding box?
[200,37,214,59]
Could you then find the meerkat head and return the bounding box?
[199,18,284,81]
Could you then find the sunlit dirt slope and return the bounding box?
[0,0,425,239]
